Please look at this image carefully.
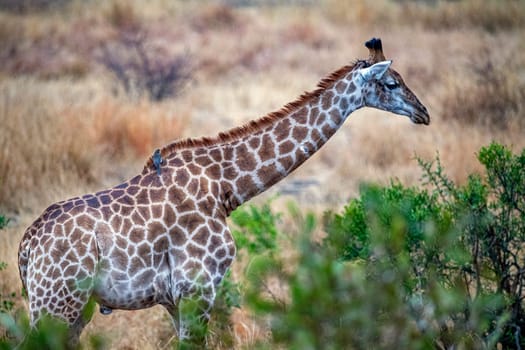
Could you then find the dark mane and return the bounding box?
[143,59,367,172]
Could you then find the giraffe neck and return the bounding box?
[221,69,364,212]
[143,61,368,216]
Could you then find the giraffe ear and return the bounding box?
[358,60,392,81]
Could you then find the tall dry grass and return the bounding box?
[440,45,525,130]
[0,78,99,212]
[323,0,525,32]
[0,78,188,213]
[399,0,525,32]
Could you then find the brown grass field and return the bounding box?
[0,0,524,348]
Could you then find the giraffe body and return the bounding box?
[18,38,429,346]
[19,170,236,342]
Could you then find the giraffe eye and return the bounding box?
[385,82,399,90]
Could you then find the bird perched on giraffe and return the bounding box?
[152,148,164,176]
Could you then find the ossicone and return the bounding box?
[365,37,386,63]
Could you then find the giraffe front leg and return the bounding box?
[177,286,215,349]
[164,303,181,340]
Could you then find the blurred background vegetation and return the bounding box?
[1,0,524,348]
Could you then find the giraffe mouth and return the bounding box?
[411,110,430,125]
[392,107,430,125]
[410,111,430,125]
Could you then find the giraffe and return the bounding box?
[18,38,429,347]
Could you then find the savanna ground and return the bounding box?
[0,0,524,348]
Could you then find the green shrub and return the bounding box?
[240,142,525,349]
[231,201,281,257]
[0,214,14,315]
[0,309,106,350]
[243,195,499,349]
[207,270,242,349]
[207,202,281,348]
[0,215,8,230]
[0,312,69,350]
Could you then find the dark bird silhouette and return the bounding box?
[152,149,164,176]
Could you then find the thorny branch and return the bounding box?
[98,27,191,101]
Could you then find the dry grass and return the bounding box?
[440,44,525,130]
[399,0,525,32]
[323,0,525,32]
[0,78,188,212]
[0,78,100,212]
[1,0,525,348]
[64,97,190,158]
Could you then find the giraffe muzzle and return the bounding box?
[412,107,430,125]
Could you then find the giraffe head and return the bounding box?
[356,38,430,125]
